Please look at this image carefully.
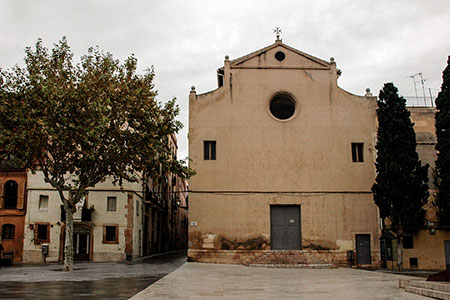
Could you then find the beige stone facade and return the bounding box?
[21,135,189,263]
[188,39,381,266]
[23,171,143,263]
[401,107,449,270]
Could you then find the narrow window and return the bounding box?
[2,224,15,240]
[107,196,116,212]
[103,225,118,244]
[4,180,18,209]
[39,195,49,211]
[35,224,50,242]
[351,143,364,162]
[204,141,216,160]
[136,200,139,216]
[403,236,414,249]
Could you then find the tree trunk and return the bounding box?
[63,204,75,271]
[397,228,403,271]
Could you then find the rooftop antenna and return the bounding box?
[409,72,428,106]
[417,72,427,106]
[408,73,419,101]
[274,27,282,41]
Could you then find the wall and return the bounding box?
[23,171,143,262]
[402,229,448,270]
[0,171,27,262]
[188,41,381,265]
[405,107,448,270]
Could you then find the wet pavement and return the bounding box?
[0,251,186,299]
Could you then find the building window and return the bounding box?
[39,195,49,211]
[2,224,15,240]
[269,93,296,120]
[403,236,414,249]
[204,141,216,160]
[107,197,116,212]
[103,225,119,244]
[409,257,418,268]
[136,200,139,216]
[4,180,18,209]
[351,143,364,162]
[275,51,286,62]
[35,223,50,243]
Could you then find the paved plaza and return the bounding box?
[131,263,428,300]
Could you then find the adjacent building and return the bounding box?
[1,134,188,264]
[0,158,27,263]
[381,107,448,270]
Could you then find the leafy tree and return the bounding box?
[0,38,193,271]
[434,56,450,227]
[372,82,429,270]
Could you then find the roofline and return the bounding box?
[218,40,331,71]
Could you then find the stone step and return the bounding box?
[248,263,336,269]
[249,251,329,266]
[410,281,450,294]
[405,286,450,300]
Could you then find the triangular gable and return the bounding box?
[226,41,330,70]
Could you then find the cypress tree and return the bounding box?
[372,82,429,270]
[434,56,450,227]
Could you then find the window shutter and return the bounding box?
[0,181,3,209]
[17,180,25,209]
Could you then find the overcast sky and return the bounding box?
[1,0,449,159]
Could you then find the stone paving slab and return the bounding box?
[130,262,429,300]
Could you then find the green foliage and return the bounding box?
[372,83,429,234]
[0,37,194,270]
[434,56,450,227]
[0,37,193,194]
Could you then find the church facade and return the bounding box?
[188,38,381,266]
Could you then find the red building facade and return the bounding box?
[0,162,27,262]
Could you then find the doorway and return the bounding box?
[73,232,90,261]
[270,205,301,250]
[60,225,93,261]
[356,234,371,265]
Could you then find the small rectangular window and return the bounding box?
[39,195,49,211]
[103,225,118,244]
[409,257,418,268]
[351,143,364,162]
[107,197,116,212]
[2,224,15,240]
[35,224,50,243]
[403,236,414,249]
[204,141,216,160]
[136,200,139,216]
